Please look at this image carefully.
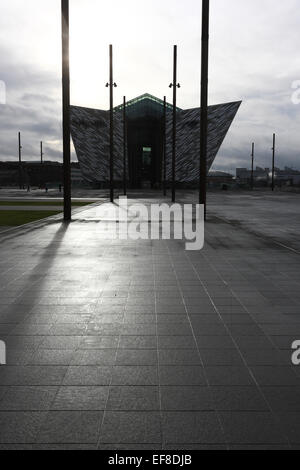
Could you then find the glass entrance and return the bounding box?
[141,146,152,187]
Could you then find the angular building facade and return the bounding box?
[70,93,241,188]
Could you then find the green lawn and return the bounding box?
[0,210,61,226]
[0,200,95,207]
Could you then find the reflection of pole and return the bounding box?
[163,96,167,197]
[106,45,117,203]
[18,131,22,189]
[271,133,276,192]
[123,96,127,196]
[199,0,210,220]
[169,45,180,203]
[61,0,71,221]
[251,142,255,190]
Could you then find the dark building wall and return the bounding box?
[0,161,81,187]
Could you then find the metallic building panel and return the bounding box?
[70,98,241,184]
[166,101,241,181]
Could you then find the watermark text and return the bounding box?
[94,197,204,251]
[292,340,300,366]
[0,341,6,365]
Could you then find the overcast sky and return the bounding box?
[0,0,300,172]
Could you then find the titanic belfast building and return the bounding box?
[70,93,241,188]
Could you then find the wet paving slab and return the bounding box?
[0,195,299,449]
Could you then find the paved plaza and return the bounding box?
[0,191,300,449]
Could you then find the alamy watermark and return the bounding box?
[0,341,6,365]
[0,80,6,104]
[292,340,300,366]
[93,197,205,251]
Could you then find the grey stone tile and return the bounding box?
[52,386,109,410]
[242,349,288,366]
[276,413,300,444]
[63,366,112,386]
[0,386,57,411]
[39,336,83,350]
[227,324,265,337]
[262,387,300,411]
[116,350,158,366]
[195,335,236,349]
[112,366,159,386]
[28,350,74,366]
[161,386,214,411]
[163,444,227,450]
[0,412,46,443]
[157,336,197,349]
[72,350,116,366]
[100,412,161,444]
[0,387,7,402]
[4,336,43,351]
[205,366,256,386]
[158,350,200,366]
[5,349,35,366]
[124,314,156,324]
[191,324,228,336]
[121,325,157,336]
[31,444,98,450]
[0,366,68,386]
[118,336,157,349]
[37,411,103,444]
[211,387,268,411]
[199,349,243,366]
[234,335,275,350]
[107,386,159,411]
[157,324,193,336]
[80,336,119,349]
[11,324,52,336]
[220,412,287,445]
[250,366,300,386]
[229,443,291,450]
[159,366,206,386]
[162,412,224,444]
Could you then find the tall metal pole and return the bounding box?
[106,45,117,203]
[199,0,210,220]
[61,0,71,221]
[163,96,167,197]
[251,142,255,190]
[271,133,276,192]
[40,141,44,189]
[123,96,127,196]
[170,45,180,203]
[18,131,22,189]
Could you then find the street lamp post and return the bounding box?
[18,131,23,189]
[271,133,276,192]
[40,141,44,189]
[199,0,210,219]
[61,0,71,221]
[123,96,127,196]
[169,45,180,203]
[40,141,44,165]
[163,95,167,197]
[251,142,255,190]
[106,44,117,203]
